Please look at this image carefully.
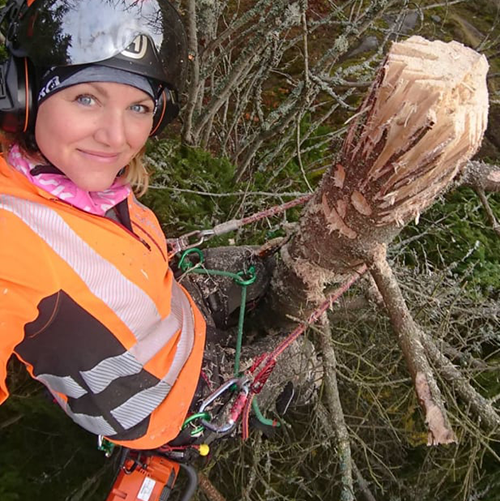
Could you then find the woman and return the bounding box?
[0,0,207,450]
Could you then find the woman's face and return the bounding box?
[35,82,155,191]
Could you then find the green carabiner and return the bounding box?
[178,248,205,271]
[182,411,211,436]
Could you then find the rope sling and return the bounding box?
[99,194,366,456]
[171,193,368,441]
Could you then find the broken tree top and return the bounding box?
[339,35,489,229]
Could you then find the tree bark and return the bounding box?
[256,36,493,442]
[368,245,456,445]
[266,36,489,326]
[316,316,355,500]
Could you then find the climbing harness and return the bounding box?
[177,247,367,441]
[103,193,365,500]
[177,248,265,433]
[166,194,367,452]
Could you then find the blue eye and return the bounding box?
[130,103,152,114]
[76,95,96,106]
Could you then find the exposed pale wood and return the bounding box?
[268,34,489,326]
[262,36,491,446]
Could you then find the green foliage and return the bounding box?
[0,367,114,501]
[142,139,241,247]
[0,44,7,63]
[397,187,500,297]
[254,112,337,188]
[1,1,500,499]
[142,136,316,247]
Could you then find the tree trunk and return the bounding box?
[255,36,495,444]
[267,35,489,324]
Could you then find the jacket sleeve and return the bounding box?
[0,209,54,404]
[0,278,40,403]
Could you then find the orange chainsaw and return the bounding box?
[104,376,248,500]
[106,449,198,501]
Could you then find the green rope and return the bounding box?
[182,412,210,429]
[179,248,279,431]
[182,411,211,436]
[234,283,246,375]
[252,399,279,427]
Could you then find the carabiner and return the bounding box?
[199,377,250,434]
[167,231,203,258]
[198,377,240,414]
[198,228,216,240]
[167,228,217,258]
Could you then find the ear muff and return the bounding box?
[0,56,178,136]
[149,88,180,137]
[0,56,35,133]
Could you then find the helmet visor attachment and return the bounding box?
[9,0,187,92]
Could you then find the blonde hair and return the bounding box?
[1,132,151,196]
[121,146,150,196]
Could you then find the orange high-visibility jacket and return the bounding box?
[0,156,206,449]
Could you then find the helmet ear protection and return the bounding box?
[0,55,35,134]
[0,57,180,136]
[0,0,35,134]
[0,0,186,136]
[150,87,180,137]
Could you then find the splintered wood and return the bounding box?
[339,35,489,230]
[280,37,489,305]
[271,36,494,448]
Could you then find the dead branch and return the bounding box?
[199,0,274,62]
[316,401,379,501]
[439,342,489,371]
[0,413,23,429]
[368,244,457,445]
[316,315,354,501]
[352,461,378,501]
[459,160,500,235]
[181,0,200,145]
[181,0,409,178]
[267,35,489,323]
[198,472,228,501]
[190,43,267,143]
[460,160,500,193]
[421,334,500,430]
[64,464,112,501]
[475,188,500,236]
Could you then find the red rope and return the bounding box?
[168,194,314,254]
[170,195,367,439]
[238,194,313,227]
[250,265,367,394]
[242,394,255,441]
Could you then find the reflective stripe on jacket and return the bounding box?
[0,156,206,449]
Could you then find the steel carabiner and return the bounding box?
[198,377,250,434]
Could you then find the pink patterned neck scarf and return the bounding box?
[8,144,131,216]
